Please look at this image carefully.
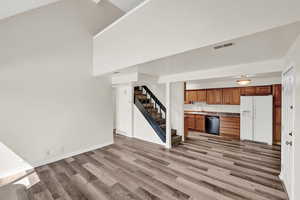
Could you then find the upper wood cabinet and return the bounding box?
[185,90,206,103]
[207,89,223,104]
[185,85,275,105]
[255,86,272,95]
[196,90,207,102]
[240,86,272,96]
[222,88,240,105]
[185,90,197,104]
[240,86,256,96]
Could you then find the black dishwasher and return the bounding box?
[205,116,220,135]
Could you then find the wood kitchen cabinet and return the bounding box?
[185,90,197,104]
[184,116,189,139]
[207,89,223,104]
[255,86,272,95]
[240,86,272,96]
[196,90,207,102]
[185,90,206,103]
[185,85,274,105]
[273,84,282,144]
[220,116,240,139]
[240,86,256,96]
[186,114,195,129]
[195,115,205,132]
[222,88,240,105]
[273,84,282,107]
[185,114,205,132]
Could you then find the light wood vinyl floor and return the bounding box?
[25,132,287,200]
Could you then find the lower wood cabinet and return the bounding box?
[195,115,205,132]
[184,116,189,139]
[186,114,195,129]
[220,116,240,139]
[186,114,205,132]
[186,114,241,140]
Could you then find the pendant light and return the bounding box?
[236,75,251,86]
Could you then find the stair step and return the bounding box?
[134,90,143,94]
[143,102,153,107]
[172,135,182,146]
[136,94,148,99]
[160,124,166,128]
[171,129,177,136]
[139,99,151,104]
[156,118,166,125]
[147,108,158,112]
[151,112,162,118]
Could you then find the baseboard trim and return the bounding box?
[31,141,113,168]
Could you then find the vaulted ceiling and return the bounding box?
[93,0,300,76]
[108,0,145,12]
[119,22,300,76]
[0,0,60,20]
[0,0,144,21]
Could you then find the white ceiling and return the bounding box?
[108,0,145,12]
[0,0,61,20]
[93,0,300,76]
[0,0,144,21]
[185,72,282,89]
[118,22,300,76]
[188,72,281,85]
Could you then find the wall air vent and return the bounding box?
[214,43,234,50]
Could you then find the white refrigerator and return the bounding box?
[240,96,273,145]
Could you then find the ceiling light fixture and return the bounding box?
[236,76,251,86]
[92,0,102,3]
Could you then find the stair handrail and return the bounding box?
[142,86,166,112]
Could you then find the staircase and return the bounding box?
[134,86,182,146]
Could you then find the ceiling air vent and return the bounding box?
[214,43,234,50]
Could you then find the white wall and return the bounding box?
[171,82,184,138]
[284,35,300,200]
[133,106,164,145]
[186,77,282,90]
[0,0,123,174]
[159,59,284,83]
[136,73,166,104]
[0,142,32,179]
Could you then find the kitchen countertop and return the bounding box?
[184,110,240,117]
